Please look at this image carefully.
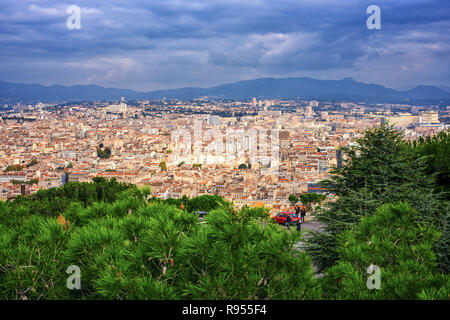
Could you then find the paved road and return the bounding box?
[273,218,325,276]
[279,218,324,233]
[299,219,324,232]
[292,219,325,277]
[287,219,324,250]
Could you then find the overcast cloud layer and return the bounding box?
[0,0,449,91]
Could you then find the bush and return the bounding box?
[320,202,449,299]
[0,186,319,300]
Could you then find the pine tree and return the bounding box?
[305,124,441,272]
[320,202,449,299]
[406,130,450,272]
[0,183,320,300]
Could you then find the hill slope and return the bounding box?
[1,77,449,103]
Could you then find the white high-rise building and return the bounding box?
[208,115,221,126]
[108,102,127,113]
[419,111,439,124]
[306,105,314,118]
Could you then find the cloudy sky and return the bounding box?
[0,0,449,91]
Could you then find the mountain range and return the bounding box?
[1,77,449,104]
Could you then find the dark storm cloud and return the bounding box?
[0,0,449,90]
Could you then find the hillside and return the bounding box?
[1,77,449,104]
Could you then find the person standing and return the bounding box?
[300,205,306,223]
[285,213,291,230]
[295,205,301,231]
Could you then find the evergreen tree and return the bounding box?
[1,186,319,300]
[406,130,450,272]
[306,124,441,272]
[320,202,449,299]
[407,130,449,198]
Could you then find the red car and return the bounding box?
[272,212,300,225]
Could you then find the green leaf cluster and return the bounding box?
[306,124,448,273]
[0,188,319,299]
[320,202,449,299]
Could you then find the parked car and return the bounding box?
[272,212,300,225]
[195,211,209,222]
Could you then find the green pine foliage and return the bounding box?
[149,194,228,213]
[305,124,444,272]
[0,215,70,299]
[320,202,449,299]
[0,180,319,300]
[407,130,449,198]
[175,206,319,299]
[406,130,450,272]
[10,177,142,220]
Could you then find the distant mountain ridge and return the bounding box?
[1,77,449,104]
[438,85,450,93]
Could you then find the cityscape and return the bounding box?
[0,0,449,308]
[0,98,447,209]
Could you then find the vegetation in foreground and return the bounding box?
[306,126,449,275]
[0,179,320,299]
